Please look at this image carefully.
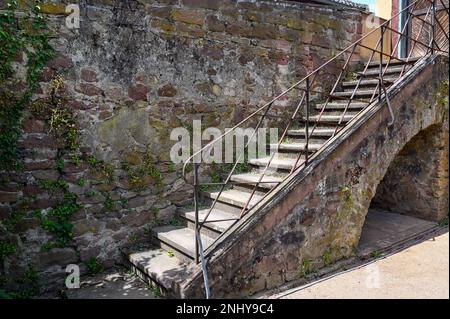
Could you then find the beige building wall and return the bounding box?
[376,0,393,19]
[360,11,392,60]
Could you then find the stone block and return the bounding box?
[38,248,79,270]
[75,83,103,97]
[206,15,226,32]
[80,69,98,82]
[128,84,150,101]
[158,84,178,97]
[171,9,205,26]
[40,3,68,15]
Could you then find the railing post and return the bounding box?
[193,162,200,264]
[379,25,384,103]
[431,0,436,54]
[305,77,310,166]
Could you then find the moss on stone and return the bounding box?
[39,3,68,15]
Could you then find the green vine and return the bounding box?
[0,0,55,171]
[0,240,16,260]
[122,151,163,192]
[23,73,83,249]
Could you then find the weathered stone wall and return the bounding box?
[372,123,449,221]
[181,55,449,298]
[0,0,363,293]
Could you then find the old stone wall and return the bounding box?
[181,55,449,298]
[0,0,363,293]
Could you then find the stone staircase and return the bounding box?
[128,57,419,296]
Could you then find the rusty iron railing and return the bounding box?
[180,0,449,296]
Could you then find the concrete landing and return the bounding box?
[357,208,438,256]
[64,269,156,299]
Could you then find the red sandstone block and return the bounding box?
[158,84,178,97]
[23,185,45,197]
[39,67,56,82]
[182,0,220,10]
[147,6,172,19]
[75,83,103,96]
[22,118,46,133]
[128,84,150,101]
[0,191,18,203]
[206,15,226,32]
[226,21,253,38]
[29,198,60,210]
[66,100,93,110]
[19,135,57,149]
[171,9,205,26]
[80,69,98,82]
[24,160,54,171]
[48,54,74,70]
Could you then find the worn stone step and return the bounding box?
[288,127,338,137]
[230,173,283,189]
[308,114,355,123]
[152,225,214,260]
[314,110,360,116]
[203,189,263,209]
[182,209,238,234]
[271,142,324,152]
[128,248,191,294]
[342,78,396,88]
[249,156,305,170]
[367,56,420,67]
[332,89,376,98]
[357,65,409,77]
[316,102,368,110]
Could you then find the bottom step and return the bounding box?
[129,248,192,292]
[153,225,215,259]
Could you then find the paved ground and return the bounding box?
[64,269,157,299]
[357,208,438,256]
[269,210,449,299]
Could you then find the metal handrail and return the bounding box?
[182,0,444,182]
[179,0,449,283]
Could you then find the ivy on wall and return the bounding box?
[0,0,55,298]
[0,0,54,171]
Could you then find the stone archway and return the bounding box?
[357,122,449,255]
[371,123,449,222]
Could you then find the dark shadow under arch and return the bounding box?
[371,123,449,222]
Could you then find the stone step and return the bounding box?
[357,65,409,77]
[313,110,360,117]
[128,248,191,294]
[316,102,368,110]
[230,173,283,189]
[152,225,215,260]
[308,114,355,123]
[249,156,305,170]
[288,127,338,137]
[272,142,324,152]
[203,189,263,209]
[342,78,396,88]
[182,209,238,233]
[332,89,376,98]
[367,56,420,67]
